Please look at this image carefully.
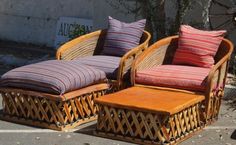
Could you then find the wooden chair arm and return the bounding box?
[204,38,234,121]
[206,38,234,97]
[131,36,178,85]
[206,57,230,94]
[117,31,151,88]
[56,30,103,60]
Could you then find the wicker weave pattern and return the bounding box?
[0,87,107,130]
[60,37,100,60]
[56,30,103,60]
[135,45,168,72]
[56,30,151,91]
[96,102,203,145]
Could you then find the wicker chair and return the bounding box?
[56,29,151,91]
[131,35,234,124]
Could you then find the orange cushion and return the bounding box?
[172,25,226,68]
[135,65,211,92]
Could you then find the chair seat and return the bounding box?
[0,60,107,95]
[135,65,211,92]
[74,55,121,80]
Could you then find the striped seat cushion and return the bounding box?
[102,16,146,56]
[135,65,211,92]
[74,55,121,80]
[0,60,107,95]
[173,25,226,68]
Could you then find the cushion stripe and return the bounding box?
[47,61,83,89]
[105,38,139,45]
[6,70,69,90]
[37,63,78,88]
[179,41,220,52]
[1,79,62,94]
[108,31,140,38]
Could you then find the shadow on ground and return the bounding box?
[74,124,96,135]
[231,130,236,140]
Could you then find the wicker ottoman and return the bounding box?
[95,87,205,145]
[0,60,109,131]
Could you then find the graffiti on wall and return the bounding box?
[54,17,93,48]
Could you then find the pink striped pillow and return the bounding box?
[172,25,226,67]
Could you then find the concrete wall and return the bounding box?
[0,0,93,47]
[1,0,236,47]
[0,0,135,47]
[93,1,138,28]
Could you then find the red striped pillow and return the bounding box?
[172,25,226,67]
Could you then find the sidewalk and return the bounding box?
[0,43,235,145]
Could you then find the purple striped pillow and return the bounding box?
[102,16,146,56]
[172,25,226,67]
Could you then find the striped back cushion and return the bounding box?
[135,65,211,92]
[0,60,107,95]
[172,25,226,67]
[102,16,146,56]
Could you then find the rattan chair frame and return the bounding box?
[56,30,151,91]
[131,35,234,124]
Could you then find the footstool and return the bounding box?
[95,87,205,145]
[0,60,109,131]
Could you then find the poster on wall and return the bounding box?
[54,17,93,49]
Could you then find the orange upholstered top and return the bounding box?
[95,87,205,115]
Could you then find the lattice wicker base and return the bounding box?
[0,84,108,131]
[95,103,204,145]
